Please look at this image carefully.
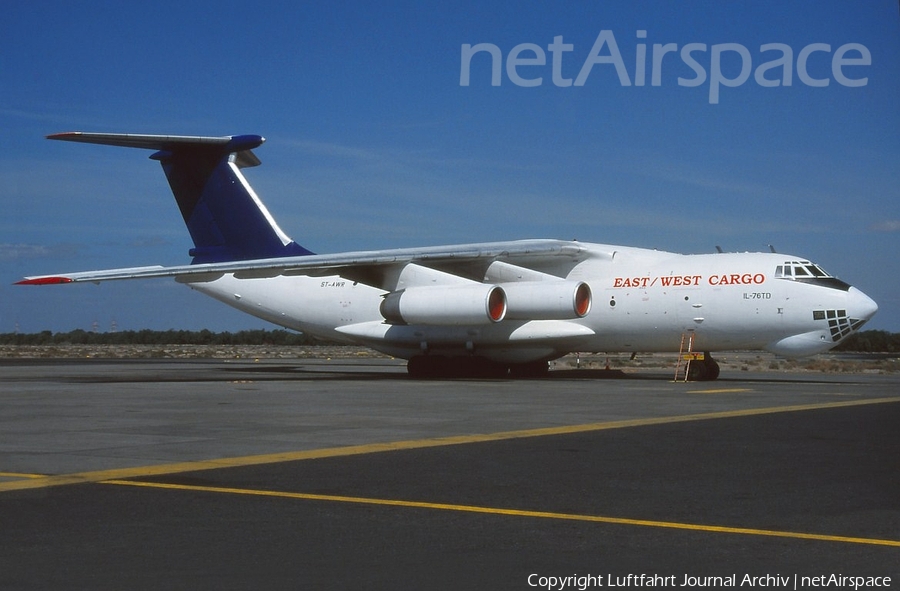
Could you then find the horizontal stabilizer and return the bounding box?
[47,132,265,155]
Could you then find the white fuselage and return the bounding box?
[185,243,878,364]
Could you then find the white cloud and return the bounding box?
[870,220,900,232]
[0,243,83,261]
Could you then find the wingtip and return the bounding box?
[46,132,81,140]
[15,277,74,285]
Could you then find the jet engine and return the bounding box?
[380,284,507,325]
[502,281,592,320]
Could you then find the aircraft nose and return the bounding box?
[848,286,878,323]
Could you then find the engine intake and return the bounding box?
[380,285,507,325]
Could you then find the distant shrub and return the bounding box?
[0,329,339,346]
[834,330,900,353]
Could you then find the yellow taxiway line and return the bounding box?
[102,478,900,549]
[1,397,897,495]
[0,472,45,480]
[4,397,898,549]
[686,388,753,394]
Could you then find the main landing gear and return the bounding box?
[406,355,549,379]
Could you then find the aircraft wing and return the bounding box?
[16,239,598,289]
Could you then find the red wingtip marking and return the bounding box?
[15,277,74,285]
[46,132,79,140]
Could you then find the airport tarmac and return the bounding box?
[0,358,898,590]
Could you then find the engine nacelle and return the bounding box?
[501,281,592,320]
[380,285,507,325]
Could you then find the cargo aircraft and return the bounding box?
[17,132,878,379]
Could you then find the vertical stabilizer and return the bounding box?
[47,132,314,263]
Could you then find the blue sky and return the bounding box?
[2,1,899,333]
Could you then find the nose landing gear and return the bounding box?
[685,353,720,381]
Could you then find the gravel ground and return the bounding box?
[0,345,895,374]
[0,344,388,360]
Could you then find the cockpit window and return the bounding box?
[774,261,831,279]
[774,261,850,291]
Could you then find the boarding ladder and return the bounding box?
[674,332,704,382]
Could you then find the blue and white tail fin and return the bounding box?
[47,132,314,263]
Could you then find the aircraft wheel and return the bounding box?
[468,358,510,378]
[703,355,720,380]
[686,354,720,381]
[407,355,440,378]
[509,361,549,378]
[407,356,509,378]
[686,360,708,381]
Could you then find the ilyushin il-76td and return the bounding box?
[17,132,878,379]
